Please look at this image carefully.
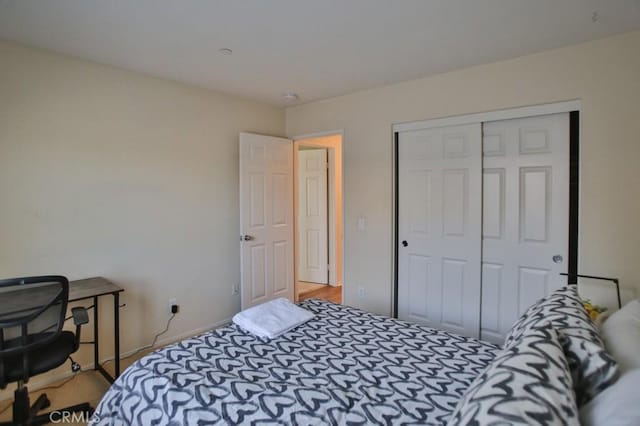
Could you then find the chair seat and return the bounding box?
[2,331,75,383]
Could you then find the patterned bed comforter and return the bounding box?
[92,299,499,425]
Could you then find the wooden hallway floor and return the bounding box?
[297,281,342,304]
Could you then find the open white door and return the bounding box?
[240,133,294,309]
[297,149,329,284]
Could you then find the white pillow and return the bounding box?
[601,299,640,373]
[580,369,640,426]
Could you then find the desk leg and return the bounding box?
[114,292,120,378]
[93,295,99,370]
[92,294,117,384]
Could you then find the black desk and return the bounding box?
[69,277,123,384]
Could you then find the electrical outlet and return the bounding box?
[357,286,366,299]
[169,298,178,314]
[232,282,240,295]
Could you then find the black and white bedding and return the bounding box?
[92,299,499,425]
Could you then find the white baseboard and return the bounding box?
[99,316,232,364]
[0,317,232,403]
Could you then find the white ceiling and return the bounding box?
[1,0,639,106]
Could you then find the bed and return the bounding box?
[91,299,499,425]
[93,286,627,425]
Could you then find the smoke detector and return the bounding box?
[282,92,299,102]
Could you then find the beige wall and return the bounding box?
[286,30,640,315]
[0,41,284,395]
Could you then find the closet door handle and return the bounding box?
[402,240,408,247]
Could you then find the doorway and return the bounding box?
[294,134,343,304]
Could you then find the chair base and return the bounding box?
[0,386,93,426]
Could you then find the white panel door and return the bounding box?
[240,133,294,309]
[298,149,329,284]
[398,123,482,338]
[480,113,569,344]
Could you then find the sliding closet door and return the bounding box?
[480,113,569,343]
[398,123,482,338]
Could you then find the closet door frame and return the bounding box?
[392,100,581,319]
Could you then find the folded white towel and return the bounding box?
[232,298,314,339]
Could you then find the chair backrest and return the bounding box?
[0,276,69,387]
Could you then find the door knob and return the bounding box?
[241,235,254,241]
[552,255,563,264]
[402,240,408,247]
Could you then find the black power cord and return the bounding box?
[103,313,175,365]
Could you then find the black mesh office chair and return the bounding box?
[0,276,92,425]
